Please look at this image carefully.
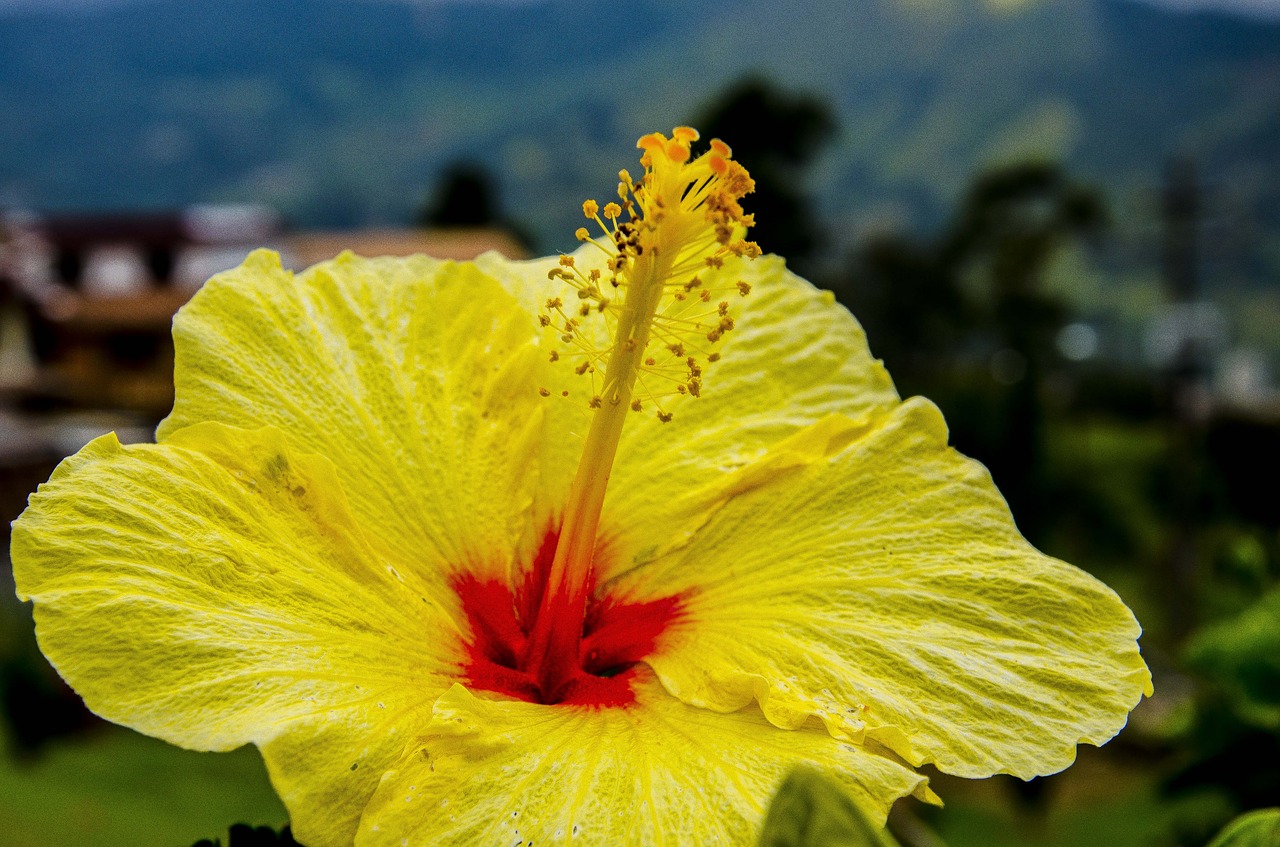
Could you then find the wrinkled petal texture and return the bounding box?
[616,398,1153,779]
[11,248,1152,847]
[159,250,548,575]
[357,680,929,847]
[478,249,901,575]
[605,255,900,575]
[11,423,456,845]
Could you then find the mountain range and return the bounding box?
[1,0,1277,302]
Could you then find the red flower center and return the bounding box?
[452,528,685,707]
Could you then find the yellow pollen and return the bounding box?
[582,200,599,218]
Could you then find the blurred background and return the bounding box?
[1,0,1278,845]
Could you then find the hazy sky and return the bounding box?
[1140,0,1280,15]
[0,0,1276,15]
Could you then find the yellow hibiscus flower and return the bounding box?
[11,128,1151,847]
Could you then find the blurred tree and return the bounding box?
[419,163,498,229]
[691,77,837,275]
[836,162,1106,545]
[418,162,535,251]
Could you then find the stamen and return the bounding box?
[525,130,758,698]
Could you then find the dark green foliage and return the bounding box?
[692,77,837,275]
[1167,589,1280,814]
[191,823,300,847]
[419,163,500,229]
[416,161,536,252]
[0,605,99,756]
[835,160,1105,546]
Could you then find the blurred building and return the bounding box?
[2,205,282,411]
[286,227,527,269]
[0,208,529,544]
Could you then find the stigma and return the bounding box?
[542,126,759,422]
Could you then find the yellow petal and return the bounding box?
[258,702,434,847]
[601,257,899,573]
[480,249,900,576]
[158,249,549,575]
[355,677,931,847]
[11,421,455,759]
[604,255,896,573]
[614,397,1151,779]
[496,252,890,580]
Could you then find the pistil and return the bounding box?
[524,246,673,700]
[516,128,757,704]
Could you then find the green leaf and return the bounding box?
[758,769,902,847]
[1186,588,1280,731]
[1206,809,1280,847]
